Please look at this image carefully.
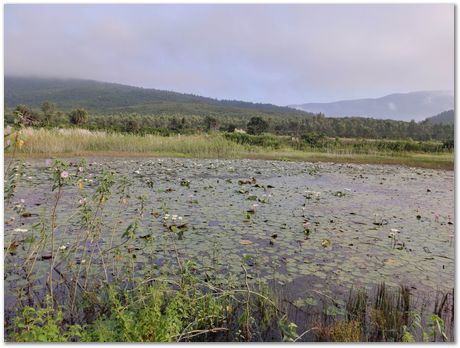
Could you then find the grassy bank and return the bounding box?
[7,128,454,170]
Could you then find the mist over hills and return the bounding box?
[290,91,454,122]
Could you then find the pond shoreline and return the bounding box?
[5,150,454,171]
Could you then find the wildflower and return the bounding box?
[172,214,178,221]
[178,216,183,221]
[164,214,170,220]
[78,198,87,205]
[61,171,69,179]
[134,170,140,174]
[79,180,84,190]
[14,228,28,233]
[6,139,10,146]
[59,245,67,251]
[81,259,86,264]
[303,222,310,229]
[78,167,84,172]
[17,139,24,149]
[390,228,399,233]
[45,159,52,167]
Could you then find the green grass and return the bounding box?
[7,127,454,170]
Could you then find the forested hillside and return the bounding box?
[4,76,454,141]
[423,109,454,125]
[5,76,313,119]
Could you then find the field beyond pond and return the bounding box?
[8,127,454,170]
[4,156,454,341]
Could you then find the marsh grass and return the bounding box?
[7,127,454,169]
[313,283,453,342]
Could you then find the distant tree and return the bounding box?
[247,116,269,135]
[125,118,141,133]
[302,132,326,147]
[168,116,182,131]
[41,101,56,126]
[226,124,237,132]
[204,116,219,131]
[69,108,89,125]
[13,105,42,127]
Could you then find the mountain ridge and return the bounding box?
[290,90,454,122]
[4,75,313,118]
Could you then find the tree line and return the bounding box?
[5,102,454,142]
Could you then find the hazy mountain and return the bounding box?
[290,91,454,122]
[4,76,314,119]
[423,109,454,125]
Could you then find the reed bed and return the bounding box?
[17,127,251,158]
[8,127,454,170]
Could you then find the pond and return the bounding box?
[4,157,454,323]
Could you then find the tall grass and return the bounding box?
[6,127,454,170]
[16,128,251,158]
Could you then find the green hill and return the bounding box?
[4,76,314,119]
[423,109,454,125]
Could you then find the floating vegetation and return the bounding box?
[3,152,454,342]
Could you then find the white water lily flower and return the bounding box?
[14,228,28,233]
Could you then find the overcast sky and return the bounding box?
[4,4,454,105]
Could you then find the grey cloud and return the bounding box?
[5,4,454,105]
